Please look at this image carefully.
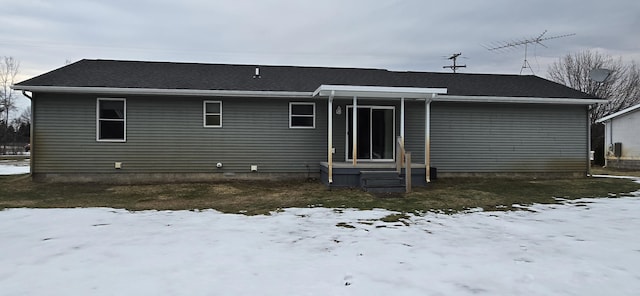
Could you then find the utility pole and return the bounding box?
[443,53,466,73]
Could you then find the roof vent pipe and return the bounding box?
[253,67,261,79]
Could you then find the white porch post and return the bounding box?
[352,96,358,166]
[328,91,334,183]
[400,97,405,166]
[425,94,435,183]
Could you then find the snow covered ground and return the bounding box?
[1,163,639,295]
[0,159,30,175]
[1,194,640,295]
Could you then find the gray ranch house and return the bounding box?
[13,59,604,187]
[596,103,640,169]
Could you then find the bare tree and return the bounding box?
[19,106,31,125]
[0,56,20,154]
[547,50,640,122]
[547,50,640,166]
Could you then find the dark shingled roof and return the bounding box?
[16,59,594,99]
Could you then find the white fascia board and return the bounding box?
[313,85,448,99]
[437,95,607,105]
[595,103,640,123]
[10,85,313,98]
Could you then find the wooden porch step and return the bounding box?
[359,170,406,193]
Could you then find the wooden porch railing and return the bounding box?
[396,137,412,193]
[396,136,404,173]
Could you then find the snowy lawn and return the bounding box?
[2,192,640,295]
[0,159,29,175]
[1,162,639,295]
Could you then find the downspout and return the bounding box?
[606,119,613,167]
[587,105,592,176]
[21,90,32,100]
[425,94,435,183]
[22,91,33,176]
[328,91,334,184]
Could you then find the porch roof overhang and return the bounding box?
[313,85,447,99]
[312,84,606,105]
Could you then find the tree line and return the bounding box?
[1,56,29,155]
[547,50,640,122]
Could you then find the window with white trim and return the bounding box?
[204,101,222,127]
[289,102,315,128]
[97,98,126,142]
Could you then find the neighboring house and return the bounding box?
[596,103,640,169]
[12,59,604,187]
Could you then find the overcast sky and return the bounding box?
[2,0,640,111]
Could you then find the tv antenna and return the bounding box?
[442,53,466,73]
[484,30,576,75]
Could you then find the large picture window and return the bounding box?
[289,102,315,128]
[97,98,126,142]
[204,101,222,127]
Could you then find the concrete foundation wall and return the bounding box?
[33,172,320,184]
[604,159,640,170]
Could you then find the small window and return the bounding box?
[204,101,222,127]
[289,102,315,128]
[97,98,126,142]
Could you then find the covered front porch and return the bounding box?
[313,85,446,190]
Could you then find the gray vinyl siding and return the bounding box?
[32,93,588,176]
[406,102,587,173]
[404,101,428,163]
[33,93,327,174]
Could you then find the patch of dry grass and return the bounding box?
[1,173,639,214]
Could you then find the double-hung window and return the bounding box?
[204,101,222,127]
[289,102,315,128]
[97,98,126,142]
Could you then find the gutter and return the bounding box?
[11,85,314,98]
[437,95,606,105]
[12,85,607,105]
[595,103,640,123]
[21,90,33,100]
